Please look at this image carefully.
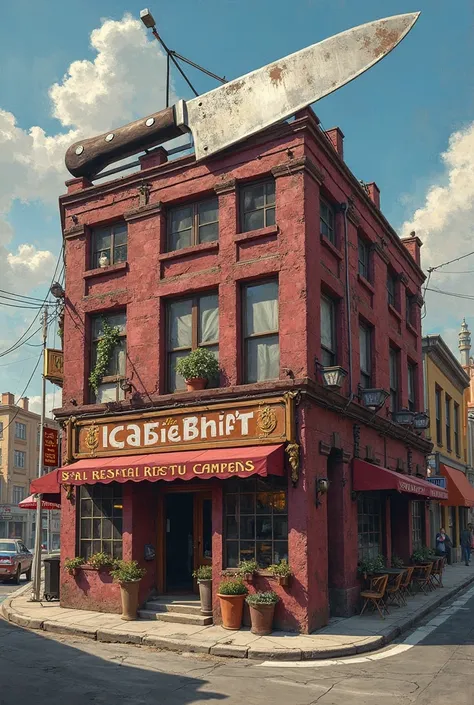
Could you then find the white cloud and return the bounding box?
[400,121,474,349]
[28,390,62,419]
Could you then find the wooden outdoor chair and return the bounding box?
[360,574,389,619]
[400,566,415,600]
[431,557,445,588]
[386,570,406,607]
[412,563,433,594]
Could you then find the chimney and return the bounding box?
[459,319,471,368]
[1,392,15,406]
[139,147,168,170]
[325,127,344,159]
[401,230,423,267]
[17,397,29,411]
[366,182,380,210]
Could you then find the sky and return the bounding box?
[0,0,472,415]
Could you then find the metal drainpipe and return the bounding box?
[340,202,352,397]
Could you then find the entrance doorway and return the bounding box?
[164,491,212,593]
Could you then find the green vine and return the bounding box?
[89,320,121,393]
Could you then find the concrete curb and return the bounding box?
[2,574,474,661]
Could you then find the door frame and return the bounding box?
[156,485,212,594]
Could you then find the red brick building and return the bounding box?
[36,107,440,632]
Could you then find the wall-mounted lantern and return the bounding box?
[359,387,390,412]
[321,365,348,390]
[315,477,330,507]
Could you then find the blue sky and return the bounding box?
[0,0,472,410]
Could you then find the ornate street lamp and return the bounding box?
[321,365,348,390]
[413,412,430,431]
[392,408,415,425]
[359,387,390,412]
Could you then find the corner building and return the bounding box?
[40,108,438,632]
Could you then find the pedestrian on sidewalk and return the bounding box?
[436,528,452,564]
[460,523,473,566]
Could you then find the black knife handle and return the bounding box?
[65,102,188,179]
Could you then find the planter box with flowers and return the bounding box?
[176,347,220,392]
[236,559,258,583]
[268,560,293,586]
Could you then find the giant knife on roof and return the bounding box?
[65,12,420,179]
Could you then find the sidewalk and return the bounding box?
[2,564,474,661]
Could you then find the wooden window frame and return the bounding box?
[90,312,127,403]
[14,422,26,440]
[320,294,337,367]
[357,493,382,562]
[359,322,372,388]
[242,279,279,384]
[435,385,442,445]
[240,179,276,233]
[389,347,399,412]
[77,484,123,561]
[454,402,460,456]
[411,501,424,550]
[166,292,219,393]
[167,197,219,252]
[320,197,336,245]
[91,222,128,269]
[407,363,416,412]
[387,271,397,308]
[358,236,371,280]
[445,394,452,452]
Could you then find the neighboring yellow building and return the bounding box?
[423,335,474,562]
[0,392,60,548]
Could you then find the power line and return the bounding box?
[428,249,474,273]
[0,289,47,303]
[0,351,43,434]
[426,287,474,301]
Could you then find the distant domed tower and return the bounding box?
[459,318,471,367]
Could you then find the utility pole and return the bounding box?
[31,305,48,602]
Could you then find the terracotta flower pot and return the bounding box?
[218,593,246,630]
[198,579,213,615]
[248,602,276,635]
[119,580,140,621]
[277,575,289,587]
[186,377,207,392]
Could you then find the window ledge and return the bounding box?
[222,568,274,578]
[77,564,112,572]
[388,303,402,321]
[406,321,418,336]
[234,224,279,243]
[158,241,219,262]
[84,262,128,280]
[357,273,375,294]
[320,233,343,260]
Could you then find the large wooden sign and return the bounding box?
[44,349,64,387]
[72,397,293,460]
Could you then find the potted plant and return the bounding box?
[237,559,258,583]
[246,591,279,635]
[193,565,213,616]
[357,555,385,580]
[64,557,85,576]
[176,347,219,392]
[391,555,405,569]
[110,560,146,621]
[217,578,248,630]
[268,559,292,586]
[88,552,115,570]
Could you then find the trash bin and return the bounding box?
[43,555,60,601]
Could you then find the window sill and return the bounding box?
[234,224,279,243]
[320,234,343,260]
[388,303,402,321]
[75,565,113,573]
[158,241,219,261]
[84,262,128,280]
[357,273,375,295]
[223,568,274,578]
[406,321,418,336]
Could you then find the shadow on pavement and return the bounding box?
[0,617,226,705]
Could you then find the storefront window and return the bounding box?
[224,476,288,568]
[411,501,424,550]
[357,494,382,561]
[78,484,123,560]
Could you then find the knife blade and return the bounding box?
[65,12,420,179]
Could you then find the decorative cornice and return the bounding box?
[63,224,86,240]
[414,293,424,308]
[397,272,409,286]
[372,241,390,265]
[319,441,332,456]
[214,178,237,195]
[124,201,163,223]
[347,203,360,227]
[271,156,324,184]
[423,335,470,390]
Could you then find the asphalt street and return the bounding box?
[0,585,473,705]
[0,576,28,605]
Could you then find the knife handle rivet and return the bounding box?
[105,133,115,142]
[204,146,208,151]
[198,101,203,107]
[75,145,84,156]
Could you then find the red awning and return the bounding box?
[30,469,61,505]
[31,445,285,489]
[353,459,449,500]
[440,464,474,507]
[19,494,61,511]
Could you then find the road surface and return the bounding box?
[0,584,473,704]
[0,576,28,605]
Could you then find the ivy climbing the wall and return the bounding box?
[89,319,121,393]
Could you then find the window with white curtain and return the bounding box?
[320,295,337,366]
[167,293,219,392]
[91,312,126,403]
[167,198,219,251]
[359,323,372,388]
[243,280,279,383]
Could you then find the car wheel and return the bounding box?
[13,566,21,585]
[25,565,32,581]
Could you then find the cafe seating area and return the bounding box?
[359,556,447,619]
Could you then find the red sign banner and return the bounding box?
[43,427,59,467]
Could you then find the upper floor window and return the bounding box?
[389,347,399,412]
[12,485,26,505]
[320,198,335,245]
[321,295,337,366]
[0,421,3,438]
[387,271,397,308]
[358,236,371,280]
[407,363,416,412]
[91,312,126,403]
[454,402,460,455]
[0,448,2,467]
[445,394,452,451]
[243,280,279,383]
[241,180,275,232]
[359,323,372,388]
[435,385,442,445]
[15,422,26,441]
[91,223,127,269]
[14,451,26,469]
[406,292,415,326]
[168,198,219,252]
[167,293,219,392]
